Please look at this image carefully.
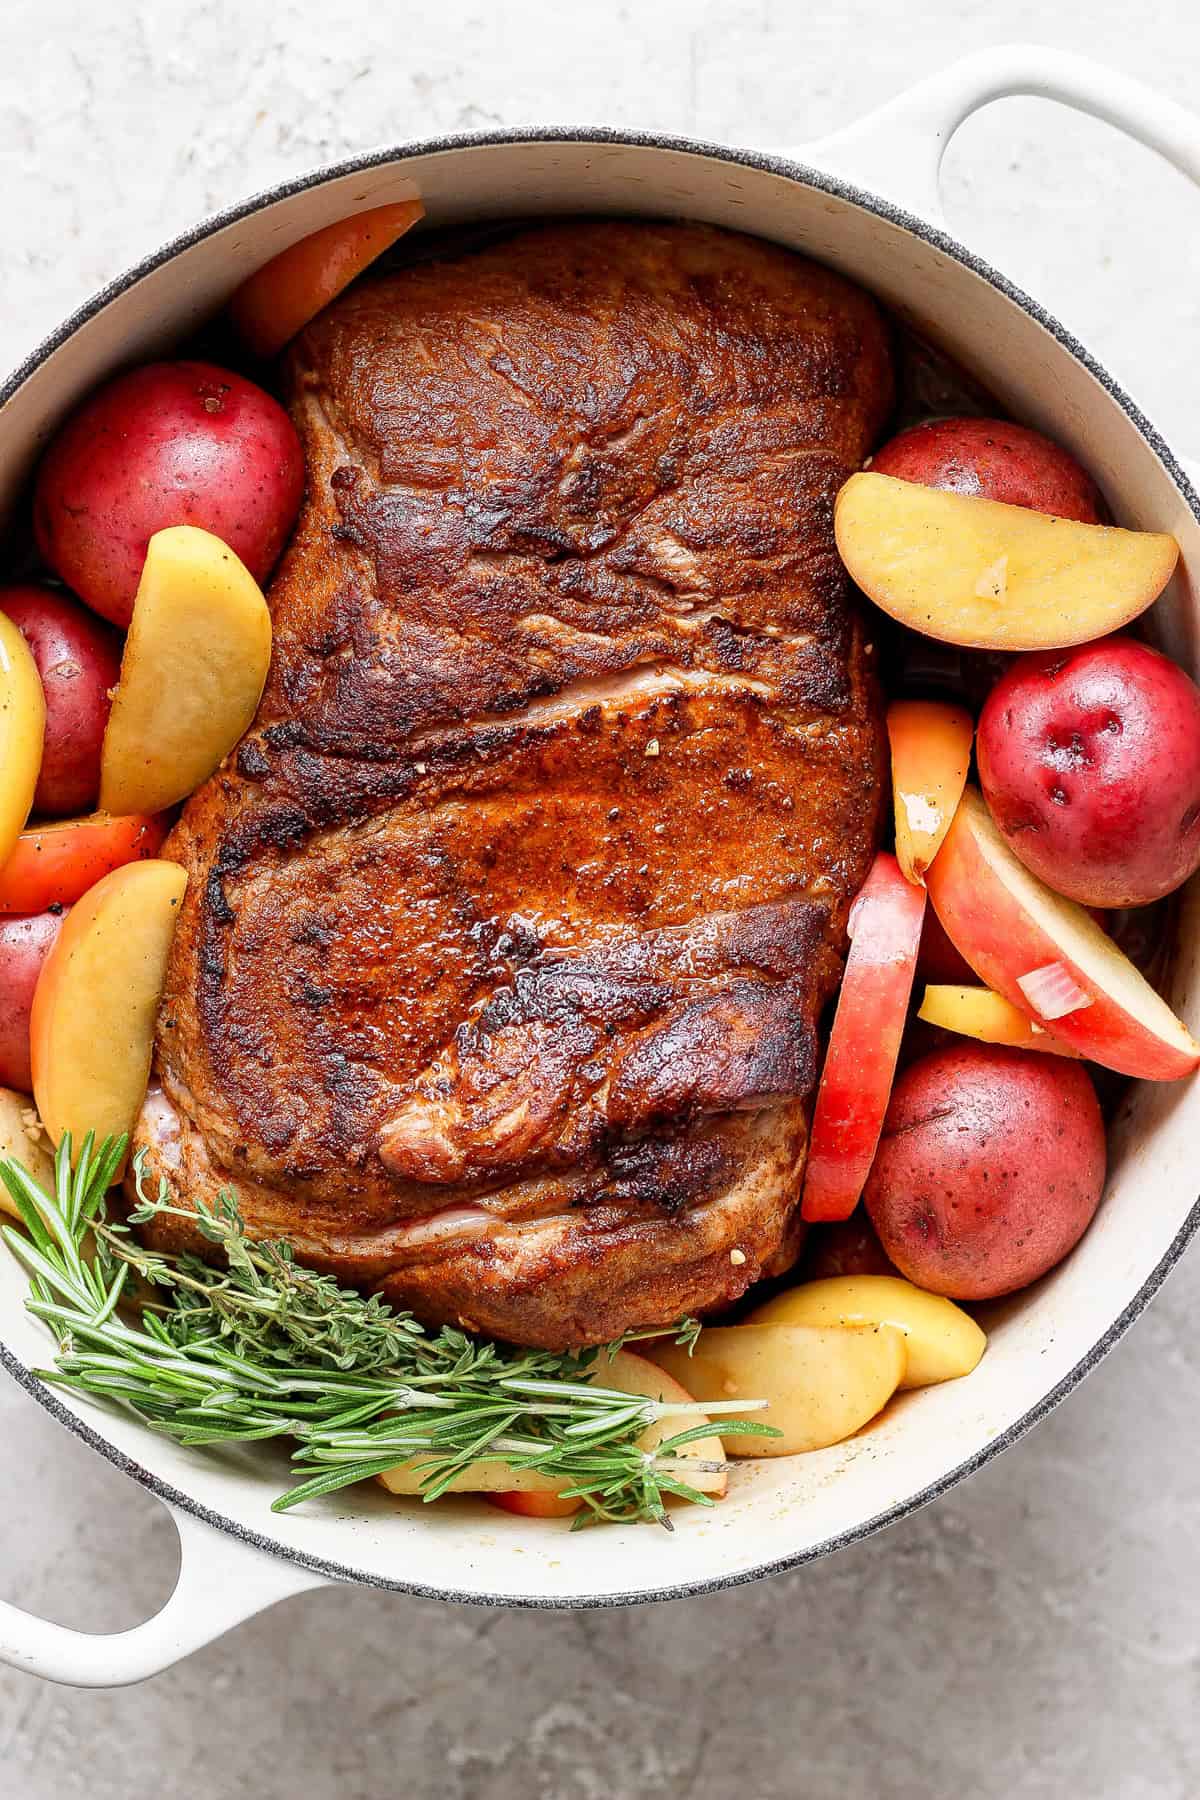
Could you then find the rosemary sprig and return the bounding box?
[0,1136,775,1527]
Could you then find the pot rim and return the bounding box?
[3,122,1199,1609]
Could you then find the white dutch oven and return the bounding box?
[3,44,1200,1687]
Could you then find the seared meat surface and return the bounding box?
[133,220,892,1348]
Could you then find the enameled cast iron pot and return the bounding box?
[4,45,1200,1686]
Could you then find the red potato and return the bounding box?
[801,853,926,1222]
[918,907,977,986]
[864,1043,1106,1300]
[0,812,168,915]
[33,362,304,628]
[0,585,122,816]
[871,416,1104,523]
[0,911,66,1091]
[978,637,1200,908]
[886,633,1014,714]
[800,1209,896,1282]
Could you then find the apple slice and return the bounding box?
[0,812,168,915]
[927,787,1200,1078]
[496,1347,728,1514]
[801,853,926,1222]
[0,612,46,869]
[379,1349,727,1513]
[378,1459,571,1500]
[229,199,425,358]
[30,859,187,1155]
[99,527,271,817]
[747,1275,985,1389]
[650,1323,906,1455]
[490,1348,728,1517]
[835,471,1178,650]
[0,1088,54,1219]
[918,983,1080,1057]
[488,1489,583,1519]
[887,699,974,884]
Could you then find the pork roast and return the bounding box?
[132,220,893,1348]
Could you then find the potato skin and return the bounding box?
[978,637,1200,907]
[33,361,304,628]
[864,1043,1105,1300]
[800,1208,896,1281]
[871,416,1104,522]
[917,906,976,986]
[0,585,121,816]
[0,910,65,1092]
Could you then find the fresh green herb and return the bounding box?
[0,1135,776,1528]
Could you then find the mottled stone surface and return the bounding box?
[3,2,1200,1792]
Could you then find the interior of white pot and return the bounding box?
[2,135,1198,1603]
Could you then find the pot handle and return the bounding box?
[797,43,1200,227]
[0,1498,329,1687]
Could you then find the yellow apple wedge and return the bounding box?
[379,1349,728,1505]
[747,1276,985,1390]
[597,1348,728,1495]
[30,859,187,1156]
[99,526,271,816]
[835,471,1178,650]
[887,699,974,884]
[378,1459,574,1500]
[918,983,1080,1057]
[0,1088,54,1219]
[927,788,1200,1079]
[0,612,46,868]
[649,1324,906,1456]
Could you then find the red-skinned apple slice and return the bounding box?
[926,787,1200,1079]
[381,1349,726,1514]
[801,853,926,1222]
[0,812,168,915]
[488,1489,584,1519]
[229,200,425,359]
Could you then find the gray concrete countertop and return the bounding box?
[2,3,1199,1793]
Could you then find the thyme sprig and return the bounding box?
[0,1136,774,1527]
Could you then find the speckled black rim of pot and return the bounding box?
[3,124,1200,1615]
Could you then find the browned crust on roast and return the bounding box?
[132,221,892,1348]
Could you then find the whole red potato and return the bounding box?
[917,907,976,986]
[872,416,1104,523]
[0,911,66,1092]
[33,361,304,627]
[977,636,1200,907]
[801,1209,896,1282]
[0,585,121,816]
[864,1043,1105,1301]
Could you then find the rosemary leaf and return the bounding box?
[0,1136,778,1526]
